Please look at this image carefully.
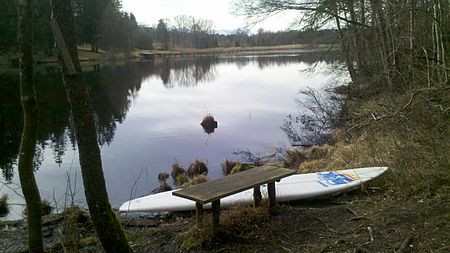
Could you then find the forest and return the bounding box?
[0,0,336,56]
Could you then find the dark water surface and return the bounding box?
[0,54,344,219]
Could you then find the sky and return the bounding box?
[121,0,300,33]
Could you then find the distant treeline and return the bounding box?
[0,0,336,55]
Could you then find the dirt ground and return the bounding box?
[1,187,448,253]
[125,189,449,253]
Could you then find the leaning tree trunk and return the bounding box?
[50,1,134,252]
[17,0,44,252]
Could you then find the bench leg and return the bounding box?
[212,200,220,235]
[268,182,278,215]
[196,202,203,226]
[253,186,262,207]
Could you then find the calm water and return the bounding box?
[0,54,344,219]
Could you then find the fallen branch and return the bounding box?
[346,207,359,216]
[396,236,413,253]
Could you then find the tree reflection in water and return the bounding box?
[0,53,342,181]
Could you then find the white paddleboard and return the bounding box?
[119,166,388,212]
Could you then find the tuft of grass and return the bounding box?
[171,163,185,183]
[0,195,9,217]
[181,174,209,188]
[230,163,256,174]
[298,159,334,173]
[152,183,173,193]
[309,144,333,160]
[176,225,213,251]
[175,174,189,188]
[283,149,307,169]
[200,115,218,134]
[219,203,270,239]
[221,159,238,176]
[157,172,170,183]
[176,204,270,251]
[186,159,208,178]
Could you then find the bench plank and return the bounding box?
[172,165,295,204]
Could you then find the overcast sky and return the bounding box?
[121,0,299,33]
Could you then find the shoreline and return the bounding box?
[0,44,335,67]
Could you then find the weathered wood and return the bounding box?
[195,202,204,226]
[268,182,277,215]
[173,165,295,204]
[212,200,220,235]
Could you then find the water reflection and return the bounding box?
[1,53,343,181]
[1,53,344,218]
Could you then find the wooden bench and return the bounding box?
[172,165,295,234]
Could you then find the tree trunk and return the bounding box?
[50,1,134,252]
[17,0,44,252]
[369,0,393,88]
[335,14,358,83]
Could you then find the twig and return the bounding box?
[396,236,413,253]
[367,227,374,242]
[346,207,359,216]
[348,216,368,221]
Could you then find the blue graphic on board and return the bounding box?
[317,172,355,187]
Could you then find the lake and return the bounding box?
[0,53,344,220]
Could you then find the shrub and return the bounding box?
[41,199,54,216]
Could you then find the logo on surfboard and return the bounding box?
[317,171,357,187]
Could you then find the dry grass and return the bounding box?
[186,159,208,178]
[0,195,9,217]
[157,172,170,183]
[309,144,333,160]
[171,163,185,181]
[283,149,307,169]
[176,204,270,251]
[294,130,449,197]
[221,159,238,176]
[230,163,256,174]
[175,174,188,188]
[181,174,209,188]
